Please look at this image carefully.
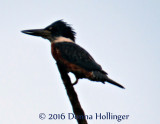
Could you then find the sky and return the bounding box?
[0,0,160,124]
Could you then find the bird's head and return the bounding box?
[21,20,76,43]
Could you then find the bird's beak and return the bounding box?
[21,29,51,38]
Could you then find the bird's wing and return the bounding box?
[54,42,107,74]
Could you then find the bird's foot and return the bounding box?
[72,78,79,85]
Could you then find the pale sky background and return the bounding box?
[0,0,160,124]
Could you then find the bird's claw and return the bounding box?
[72,78,79,85]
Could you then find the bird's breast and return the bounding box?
[51,43,60,61]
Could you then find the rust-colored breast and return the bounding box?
[61,58,93,79]
[51,43,60,61]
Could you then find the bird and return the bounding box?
[21,20,124,89]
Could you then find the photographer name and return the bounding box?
[48,112,129,122]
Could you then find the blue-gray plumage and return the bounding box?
[54,42,103,72]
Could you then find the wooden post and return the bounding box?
[57,62,88,124]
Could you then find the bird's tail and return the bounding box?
[93,71,125,89]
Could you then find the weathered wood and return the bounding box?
[57,62,88,124]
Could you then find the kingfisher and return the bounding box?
[22,20,124,89]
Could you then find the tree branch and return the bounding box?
[56,62,88,124]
